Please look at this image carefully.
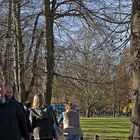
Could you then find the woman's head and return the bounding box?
[65,102,73,111]
[32,93,46,108]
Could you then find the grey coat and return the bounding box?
[62,111,82,136]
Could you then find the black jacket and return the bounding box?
[0,97,29,140]
[24,107,33,133]
[30,105,56,140]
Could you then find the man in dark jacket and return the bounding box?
[0,80,29,140]
[5,83,33,139]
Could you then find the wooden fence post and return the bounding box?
[94,135,99,140]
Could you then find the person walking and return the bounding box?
[23,100,33,140]
[58,102,82,140]
[5,83,33,139]
[0,80,29,140]
[30,93,57,140]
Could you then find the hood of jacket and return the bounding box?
[31,105,50,119]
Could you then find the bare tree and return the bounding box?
[0,0,132,106]
[129,0,140,139]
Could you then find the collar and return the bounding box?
[0,96,8,104]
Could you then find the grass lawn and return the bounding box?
[80,117,131,140]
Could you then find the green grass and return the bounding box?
[80,117,131,139]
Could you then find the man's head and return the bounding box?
[5,84,14,99]
[0,80,5,100]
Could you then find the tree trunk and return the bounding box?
[44,0,55,105]
[86,106,91,118]
[113,104,116,117]
[3,0,12,83]
[26,31,44,96]
[129,0,140,139]
[12,0,26,101]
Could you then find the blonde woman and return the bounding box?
[30,93,57,140]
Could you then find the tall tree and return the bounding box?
[43,0,98,104]
[0,0,131,105]
[129,0,140,139]
[44,0,55,104]
[12,0,26,101]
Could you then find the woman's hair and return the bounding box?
[32,93,46,108]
